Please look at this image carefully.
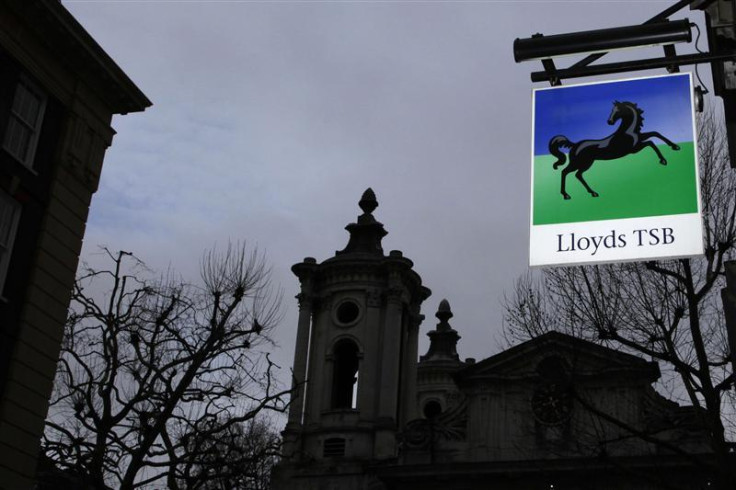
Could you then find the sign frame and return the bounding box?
[529,73,703,268]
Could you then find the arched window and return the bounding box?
[331,339,359,409]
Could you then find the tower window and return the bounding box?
[331,339,359,409]
[335,299,360,326]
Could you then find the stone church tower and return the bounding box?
[273,189,431,489]
[273,190,713,490]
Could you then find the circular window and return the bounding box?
[531,385,572,425]
[335,300,360,326]
[423,400,442,419]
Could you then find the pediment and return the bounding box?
[455,331,659,386]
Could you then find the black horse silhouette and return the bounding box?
[548,101,680,200]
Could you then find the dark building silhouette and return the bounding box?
[0,1,150,487]
[272,189,713,490]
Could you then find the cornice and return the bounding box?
[3,0,151,114]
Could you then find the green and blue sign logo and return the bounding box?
[530,73,703,267]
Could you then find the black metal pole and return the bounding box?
[569,0,717,69]
[514,20,691,63]
[530,51,736,82]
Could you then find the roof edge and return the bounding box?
[29,0,151,113]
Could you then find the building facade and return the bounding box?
[0,1,150,487]
[272,189,713,490]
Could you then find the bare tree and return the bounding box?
[504,113,736,489]
[42,245,291,490]
[176,417,280,490]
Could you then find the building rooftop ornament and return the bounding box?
[420,299,461,362]
[436,299,453,331]
[358,187,378,215]
[335,188,388,256]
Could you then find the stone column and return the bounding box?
[357,288,381,420]
[401,312,423,424]
[282,286,313,460]
[309,297,332,421]
[377,287,403,419]
[374,282,404,459]
[286,291,313,427]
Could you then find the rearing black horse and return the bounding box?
[548,101,680,200]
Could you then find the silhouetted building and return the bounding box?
[0,1,150,487]
[272,189,713,490]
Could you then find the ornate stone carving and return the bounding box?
[399,398,468,451]
[386,287,404,305]
[408,312,425,329]
[531,384,573,425]
[445,391,463,410]
[296,292,314,310]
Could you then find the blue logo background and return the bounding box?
[533,74,693,156]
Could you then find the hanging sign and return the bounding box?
[530,73,703,267]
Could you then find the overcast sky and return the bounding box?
[62,0,709,399]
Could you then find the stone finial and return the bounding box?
[334,188,387,256]
[419,299,461,363]
[359,188,378,215]
[436,299,453,324]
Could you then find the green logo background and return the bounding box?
[532,142,698,226]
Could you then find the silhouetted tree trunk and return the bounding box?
[504,113,736,489]
[42,244,291,490]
